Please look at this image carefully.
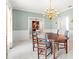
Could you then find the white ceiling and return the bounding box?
[9,0,73,14]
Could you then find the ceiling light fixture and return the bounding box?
[44,0,57,20]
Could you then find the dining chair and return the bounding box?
[32,21,39,51]
[32,31,37,51]
[32,30,42,51]
[37,33,52,59]
[56,30,69,53]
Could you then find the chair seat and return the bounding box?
[38,41,51,48]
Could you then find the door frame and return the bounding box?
[28,17,44,40]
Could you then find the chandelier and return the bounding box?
[44,0,57,20]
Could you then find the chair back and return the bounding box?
[32,30,41,40]
[37,33,48,48]
[57,29,69,38]
[64,31,69,38]
[57,29,59,36]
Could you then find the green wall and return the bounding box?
[12,9,73,31]
[12,9,43,30]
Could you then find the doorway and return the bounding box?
[28,17,44,40]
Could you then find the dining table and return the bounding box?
[47,33,68,59]
[47,33,58,59]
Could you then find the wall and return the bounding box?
[12,8,73,41]
[58,9,73,30]
[57,9,73,39]
[13,9,58,31]
[12,9,44,41]
[13,9,43,30]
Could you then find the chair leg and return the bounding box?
[33,44,34,51]
[32,41,34,51]
[64,41,68,54]
[50,42,52,54]
[38,49,39,59]
[45,48,47,59]
[57,43,59,51]
[53,43,56,59]
[33,40,35,51]
[33,46,34,51]
[66,41,68,53]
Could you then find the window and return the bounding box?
[66,16,69,30]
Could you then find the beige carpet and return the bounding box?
[8,38,73,59]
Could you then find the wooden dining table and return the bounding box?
[47,33,58,59]
[47,33,68,59]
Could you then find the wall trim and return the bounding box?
[13,30,29,41]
